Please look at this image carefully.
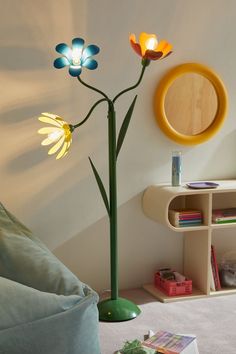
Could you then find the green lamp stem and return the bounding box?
[76,64,147,321]
[77,76,109,100]
[112,63,147,103]
[107,100,118,300]
[73,98,107,129]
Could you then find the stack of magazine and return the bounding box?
[169,209,203,227]
[212,208,236,224]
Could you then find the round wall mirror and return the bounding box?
[154,63,228,145]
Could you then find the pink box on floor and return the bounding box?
[154,271,192,296]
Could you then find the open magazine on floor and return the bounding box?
[117,330,199,354]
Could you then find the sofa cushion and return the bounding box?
[0,282,100,354]
[0,202,85,296]
[0,276,83,330]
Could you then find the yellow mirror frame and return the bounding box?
[154,63,228,145]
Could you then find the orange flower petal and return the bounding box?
[139,32,158,56]
[144,50,163,60]
[156,40,168,51]
[161,50,172,59]
[162,43,173,57]
[129,34,142,57]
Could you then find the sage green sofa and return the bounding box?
[0,202,101,354]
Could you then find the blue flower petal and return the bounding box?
[72,38,85,50]
[82,45,100,61]
[69,65,82,77]
[54,57,70,69]
[55,43,72,61]
[82,58,98,70]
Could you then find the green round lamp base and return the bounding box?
[98,297,141,322]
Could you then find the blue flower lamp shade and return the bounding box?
[38,33,172,321]
[54,38,100,77]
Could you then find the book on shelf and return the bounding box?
[211,245,221,290]
[209,263,216,291]
[212,208,236,223]
[169,209,203,228]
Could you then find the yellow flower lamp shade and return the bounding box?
[38,113,72,159]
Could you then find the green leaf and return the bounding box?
[88,157,110,216]
[116,95,137,158]
[120,340,147,354]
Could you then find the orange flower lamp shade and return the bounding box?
[129,32,172,63]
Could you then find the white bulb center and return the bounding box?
[72,48,82,65]
[48,130,63,142]
[146,37,158,50]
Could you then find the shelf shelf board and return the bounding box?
[170,225,209,232]
[211,222,236,229]
[143,284,206,303]
[210,287,236,296]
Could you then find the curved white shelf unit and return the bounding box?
[142,180,236,302]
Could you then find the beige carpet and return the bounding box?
[99,288,236,354]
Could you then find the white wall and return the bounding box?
[1,0,236,292]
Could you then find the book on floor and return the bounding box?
[118,331,199,354]
[142,330,199,354]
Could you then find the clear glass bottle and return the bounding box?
[172,151,182,186]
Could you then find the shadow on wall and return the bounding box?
[208,129,236,179]
[18,149,109,249]
[0,46,48,71]
[0,92,64,126]
[187,129,236,181]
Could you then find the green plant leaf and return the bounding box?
[116,95,137,158]
[89,157,110,216]
[120,340,147,354]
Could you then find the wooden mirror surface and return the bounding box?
[154,63,228,145]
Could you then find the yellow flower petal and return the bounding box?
[38,127,62,135]
[48,136,65,155]
[56,141,71,159]
[64,132,72,142]
[42,112,61,119]
[38,116,64,128]
[41,137,57,146]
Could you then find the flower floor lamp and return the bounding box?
[38,33,172,322]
